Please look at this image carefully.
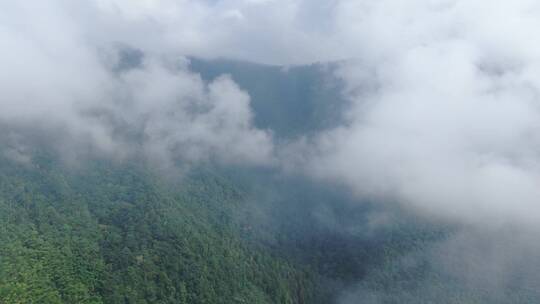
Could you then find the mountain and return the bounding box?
[189,58,348,139]
[2,59,536,304]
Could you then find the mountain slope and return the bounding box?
[0,155,316,304]
[189,58,348,139]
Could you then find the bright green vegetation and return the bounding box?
[0,155,316,304]
[3,151,528,304]
[0,151,452,304]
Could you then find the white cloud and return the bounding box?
[0,0,273,167]
[291,0,540,229]
[4,0,540,227]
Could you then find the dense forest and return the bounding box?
[0,152,319,303]
[0,149,455,304]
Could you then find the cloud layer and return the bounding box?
[3,0,540,226]
[305,1,540,229]
[3,1,540,302]
[0,0,274,167]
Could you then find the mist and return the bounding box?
[308,0,540,229]
[0,1,274,169]
[2,1,540,303]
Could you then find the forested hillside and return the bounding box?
[0,59,478,304]
[189,58,348,139]
[3,57,534,304]
[0,153,317,304]
[0,146,456,304]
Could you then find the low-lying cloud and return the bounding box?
[0,0,274,168]
[3,1,540,302]
[304,0,540,229]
